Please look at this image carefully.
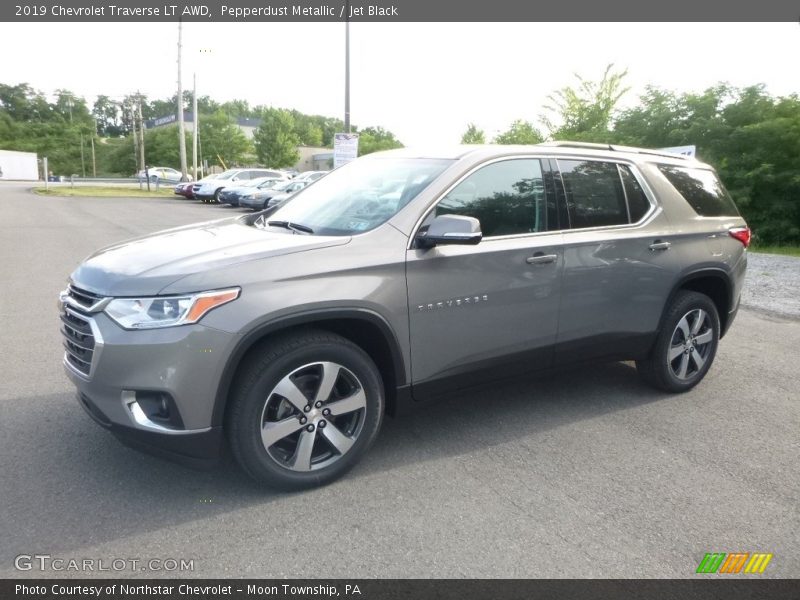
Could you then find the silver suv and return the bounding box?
[59,143,749,489]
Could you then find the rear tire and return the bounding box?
[227,330,384,490]
[637,290,720,393]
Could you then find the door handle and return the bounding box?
[648,241,671,251]
[526,253,558,265]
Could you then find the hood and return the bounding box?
[71,217,350,296]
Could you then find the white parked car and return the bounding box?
[193,168,289,203]
[136,167,191,184]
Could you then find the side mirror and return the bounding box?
[417,214,482,248]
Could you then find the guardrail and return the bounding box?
[45,176,179,191]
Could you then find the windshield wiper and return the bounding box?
[267,220,314,234]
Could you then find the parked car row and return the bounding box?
[173,168,328,209]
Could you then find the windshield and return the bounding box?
[265,157,452,235]
[216,170,238,180]
[241,177,274,188]
[271,180,295,192]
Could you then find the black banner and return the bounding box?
[2,0,800,22]
[3,579,800,600]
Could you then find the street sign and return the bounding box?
[334,133,359,168]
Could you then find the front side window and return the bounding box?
[433,159,549,237]
[558,160,628,228]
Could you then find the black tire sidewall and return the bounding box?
[654,291,720,392]
[230,336,384,489]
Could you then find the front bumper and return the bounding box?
[76,391,224,468]
[219,193,240,206]
[239,196,267,209]
[63,311,239,464]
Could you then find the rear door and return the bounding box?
[552,157,683,364]
[406,157,564,395]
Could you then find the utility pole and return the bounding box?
[344,1,351,133]
[192,72,198,180]
[137,99,150,191]
[176,20,189,181]
[130,105,139,173]
[80,132,86,177]
[90,132,96,178]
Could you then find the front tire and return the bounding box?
[637,291,720,393]
[213,188,222,203]
[227,331,384,490]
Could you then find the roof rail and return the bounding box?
[539,141,692,160]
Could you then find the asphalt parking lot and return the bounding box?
[1,183,798,578]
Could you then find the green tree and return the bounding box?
[357,126,403,156]
[541,64,630,140]
[199,110,252,168]
[253,108,301,168]
[493,120,543,145]
[461,123,486,144]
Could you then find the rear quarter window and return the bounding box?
[657,165,740,217]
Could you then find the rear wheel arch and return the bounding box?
[661,269,733,338]
[213,310,407,427]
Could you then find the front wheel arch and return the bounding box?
[213,311,408,428]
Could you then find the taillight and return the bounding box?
[729,227,751,248]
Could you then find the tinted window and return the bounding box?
[658,165,740,217]
[559,160,628,228]
[619,165,651,222]
[435,159,549,237]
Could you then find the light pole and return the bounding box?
[344,0,350,133]
[177,20,189,181]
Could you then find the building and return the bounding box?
[145,114,333,173]
[144,112,261,139]
[0,149,39,180]
[295,147,333,172]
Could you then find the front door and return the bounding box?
[406,157,564,397]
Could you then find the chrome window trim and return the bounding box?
[408,154,660,250]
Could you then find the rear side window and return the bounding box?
[435,159,551,237]
[558,160,628,228]
[619,165,651,222]
[657,165,740,217]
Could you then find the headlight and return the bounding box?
[104,288,240,329]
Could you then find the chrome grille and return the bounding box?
[67,284,104,309]
[60,286,105,377]
[60,308,95,376]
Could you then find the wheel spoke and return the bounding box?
[691,309,706,334]
[695,330,713,345]
[690,350,706,371]
[320,421,354,455]
[326,389,366,416]
[272,375,309,412]
[290,430,316,471]
[314,362,341,403]
[261,416,304,448]
[669,345,685,361]
[676,315,691,341]
[676,354,689,379]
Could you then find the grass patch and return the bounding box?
[750,245,800,257]
[33,185,176,198]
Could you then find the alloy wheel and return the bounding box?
[259,361,367,472]
[668,308,714,380]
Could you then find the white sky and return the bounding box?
[0,22,798,145]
